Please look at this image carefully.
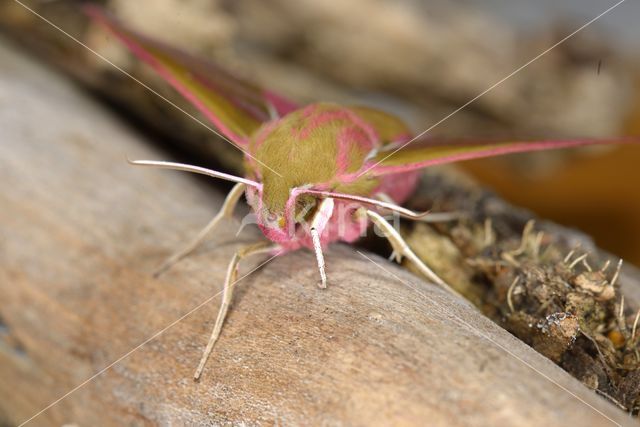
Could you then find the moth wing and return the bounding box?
[85,6,298,146]
[366,136,637,176]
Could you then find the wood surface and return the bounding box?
[0,37,636,426]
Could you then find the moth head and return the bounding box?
[245,185,290,243]
[247,185,318,243]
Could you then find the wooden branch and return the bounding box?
[0,37,633,426]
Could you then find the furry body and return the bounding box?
[244,102,419,250]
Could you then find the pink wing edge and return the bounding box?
[367,137,639,176]
[84,5,298,146]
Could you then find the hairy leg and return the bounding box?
[362,208,461,298]
[309,197,335,289]
[155,182,246,277]
[194,240,279,380]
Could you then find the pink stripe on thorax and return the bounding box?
[336,126,372,175]
[294,107,378,143]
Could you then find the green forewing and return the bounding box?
[368,137,634,176]
[86,6,297,145]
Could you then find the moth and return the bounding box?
[87,7,636,379]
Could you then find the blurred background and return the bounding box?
[1,0,639,263]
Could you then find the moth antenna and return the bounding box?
[375,193,462,223]
[301,190,429,220]
[128,159,262,188]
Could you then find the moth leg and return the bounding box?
[155,182,246,277]
[265,100,280,120]
[309,198,335,289]
[310,228,327,289]
[362,208,461,298]
[194,241,279,380]
[375,193,462,223]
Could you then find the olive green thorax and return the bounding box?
[246,103,411,215]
